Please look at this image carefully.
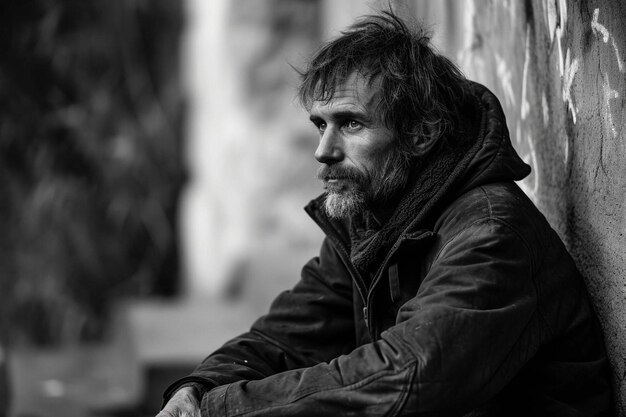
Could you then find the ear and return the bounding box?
[412,128,438,157]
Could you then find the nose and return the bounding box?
[314,128,343,164]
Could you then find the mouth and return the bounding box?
[324,176,350,184]
[323,177,353,192]
[317,165,361,190]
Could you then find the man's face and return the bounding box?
[309,73,410,219]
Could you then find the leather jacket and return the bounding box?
[165,83,613,416]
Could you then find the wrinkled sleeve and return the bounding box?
[200,219,542,416]
[163,237,356,402]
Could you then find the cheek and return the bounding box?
[351,151,378,180]
[349,131,396,176]
[361,142,395,170]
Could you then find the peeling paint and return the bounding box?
[542,93,549,127]
[602,72,619,138]
[591,9,624,73]
[562,48,579,124]
[611,38,625,73]
[591,9,610,43]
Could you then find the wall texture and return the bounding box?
[430,0,625,412]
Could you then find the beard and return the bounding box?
[317,146,411,219]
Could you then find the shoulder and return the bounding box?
[433,182,553,256]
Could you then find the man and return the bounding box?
[159,12,613,416]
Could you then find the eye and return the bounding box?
[344,120,361,130]
[311,119,326,133]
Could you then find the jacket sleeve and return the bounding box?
[199,219,543,416]
[163,237,357,402]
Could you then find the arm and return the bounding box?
[199,219,543,416]
[163,237,357,401]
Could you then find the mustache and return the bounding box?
[316,165,364,183]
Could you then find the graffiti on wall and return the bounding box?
[456,0,626,412]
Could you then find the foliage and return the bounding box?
[0,0,186,344]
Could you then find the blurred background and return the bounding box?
[1,0,625,416]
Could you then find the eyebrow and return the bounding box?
[309,110,372,124]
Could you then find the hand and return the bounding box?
[156,386,201,417]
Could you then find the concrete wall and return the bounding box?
[414,0,625,412]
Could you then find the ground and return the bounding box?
[9,298,260,417]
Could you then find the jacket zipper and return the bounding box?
[325,233,373,335]
[365,230,435,337]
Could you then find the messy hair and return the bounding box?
[298,11,468,158]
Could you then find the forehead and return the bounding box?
[310,72,382,115]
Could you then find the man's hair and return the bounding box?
[298,11,468,158]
